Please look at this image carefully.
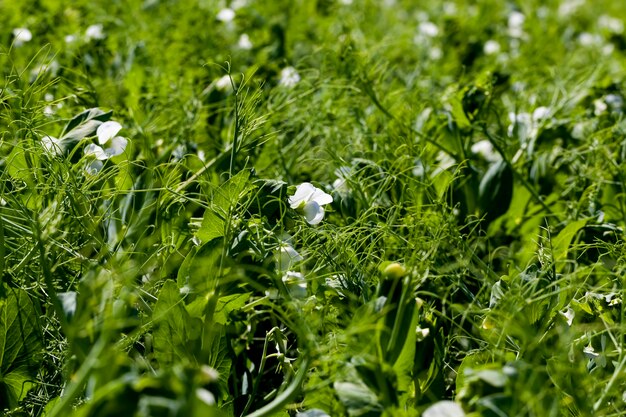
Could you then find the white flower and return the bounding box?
[332,166,351,195]
[64,34,77,43]
[85,24,105,40]
[583,344,599,359]
[483,40,501,55]
[282,271,307,298]
[443,2,457,15]
[418,21,439,37]
[12,28,32,46]
[412,159,426,177]
[605,94,624,112]
[558,0,584,17]
[279,67,300,87]
[429,47,443,60]
[84,121,128,173]
[277,244,303,271]
[508,11,525,38]
[231,0,248,9]
[423,401,465,417]
[217,8,235,22]
[532,106,550,121]
[578,32,602,47]
[598,15,624,34]
[432,151,456,176]
[238,33,253,49]
[288,183,333,225]
[215,74,233,91]
[594,98,608,115]
[41,136,63,156]
[471,140,501,163]
[196,388,216,406]
[559,307,575,326]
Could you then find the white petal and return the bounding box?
[97,121,122,145]
[84,144,108,160]
[278,245,303,271]
[41,136,62,156]
[283,272,307,298]
[303,201,325,225]
[103,136,128,157]
[423,401,466,417]
[310,187,333,206]
[86,159,104,175]
[288,182,316,208]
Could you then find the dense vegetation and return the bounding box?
[3,0,626,416]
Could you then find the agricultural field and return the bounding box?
[2,0,626,416]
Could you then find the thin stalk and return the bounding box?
[229,74,240,178]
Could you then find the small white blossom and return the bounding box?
[578,32,602,47]
[85,24,105,40]
[594,99,608,115]
[558,0,584,17]
[64,34,77,43]
[277,244,303,271]
[432,151,456,176]
[443,2,457,16]
[423,401,465,417]
[41,136,63,156]
[602,43,615,55]
[508,11,525,38]
[429,47,443,60]
[416,326,430,341]
[279,66,301,87]
[196,388,216,406]
[559,307,575,326]
[288,183,333,225]
[412,159,426,178]
[282,271,307,298]
[598,15,624,34]
[471,140,501,163]
[238,33,253,49]
[583,344,599,359]
[483,40,501,55]
[217,8,235,22]
[84,121,128,173]
[532,106,550,121]
[332,166,351,196]
[418,21,439,37]
[12,28,32,46]
[231,0,248,9]
[215,74,233,91]
[605,94,624,112]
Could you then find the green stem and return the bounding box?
[245,354,311,417]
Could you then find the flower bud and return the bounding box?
[383,262,406,279]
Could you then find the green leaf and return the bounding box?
[213,170,251,211]
[212,293,251,325]
[153,280,199,366]
[391,299,418,391]
[6,143,37,187]
[60,108,112,140]
[478,159,514,222]
[333,382,382,417]
[204,324,231,399]
[177,239,222,293]
[0,287,42,409]
[552,219,588,262]
[197,211,225,242]
[196,170,252,244]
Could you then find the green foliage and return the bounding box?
[3,0,626,416]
